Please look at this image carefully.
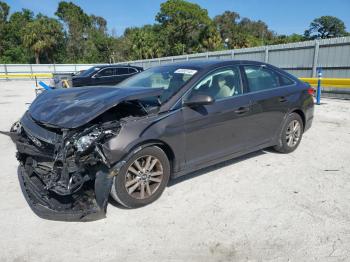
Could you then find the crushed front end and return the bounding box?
[10,112,120,221]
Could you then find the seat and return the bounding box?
[223,75,240,96]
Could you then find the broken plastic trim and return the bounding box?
[18,165,113,222]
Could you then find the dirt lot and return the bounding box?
[0,80,349,262]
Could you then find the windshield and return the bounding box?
[78,67,100,77]
[116,65,198,103]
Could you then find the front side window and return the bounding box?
[96,68,115,77]
[244,65,294,92]
[189,66,242,100]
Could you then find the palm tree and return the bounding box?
[22,16,63,64]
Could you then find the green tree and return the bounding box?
[91,15,107,33]
[156,0,220,55]
[22,15,64,63]
[124,25,164,60]
[239,18,274,44]
[0,1,9,22]
[55,1,91,62]
[214,11,275,48]
[0,1,10,57]
[214,11,240,45]
[199,25,223,51]
[55,2,114,63]
[1,9,34,63]
[304,16,347,39]
[272,34,305,45]
[85,15,115,63]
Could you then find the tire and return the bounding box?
[110,146,170,208]
[273,113,304,153]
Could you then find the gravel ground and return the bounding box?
[0,80,349,262]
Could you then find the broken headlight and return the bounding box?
[75,130,101,152]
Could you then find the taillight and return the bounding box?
[307,87,314,95]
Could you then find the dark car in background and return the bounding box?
[72,65,143,87]
[8,60,314,221]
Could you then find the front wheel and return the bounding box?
[274,113,304,153]
[110,146,170,208]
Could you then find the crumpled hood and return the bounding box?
[29,86,163,129]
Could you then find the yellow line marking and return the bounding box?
[299,78,350,88]
[0,73,53,78]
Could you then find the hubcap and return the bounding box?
[124,155,163,199]
[286,120,301,147]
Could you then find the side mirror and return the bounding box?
[183,93,215,107]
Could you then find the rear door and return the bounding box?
[241,65,296,148]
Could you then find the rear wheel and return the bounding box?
[274,113,303,153]
[110,146,170,208]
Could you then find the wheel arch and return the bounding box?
[127,139,176,172]
[290,108,306,130]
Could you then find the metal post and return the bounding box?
[53,63,56,74]
[312,41,320,77]
[316,68,322,105]
[264,46,269,63]
[29,64,33,79]
[231,50,234,59]
[4,64,8,80]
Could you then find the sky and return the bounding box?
[4,0,350,36]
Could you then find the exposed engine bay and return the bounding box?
[8,99,151,221]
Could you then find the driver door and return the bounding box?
[182,66,254,169]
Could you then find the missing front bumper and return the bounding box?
[18,165,113,222]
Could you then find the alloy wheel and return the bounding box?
[124,155,164,199]
[286,120,301,147]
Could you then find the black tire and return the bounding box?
[273,113,304,153]
[110,146,170,208]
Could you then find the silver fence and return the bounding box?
[1,36,350,78]
[0,64,95,76]
[120,37,350,78]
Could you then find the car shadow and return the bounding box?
[109,149,269,209]
[168,149,267,187]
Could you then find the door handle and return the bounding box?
[279,96,288,103]
[235,106,249,114]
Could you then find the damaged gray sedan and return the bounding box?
[7,60,314,221]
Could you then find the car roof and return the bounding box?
[155,59,267,69]
[93,64,143,69]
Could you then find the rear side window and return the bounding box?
[243,65,294,92]
[116,67,129,75]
